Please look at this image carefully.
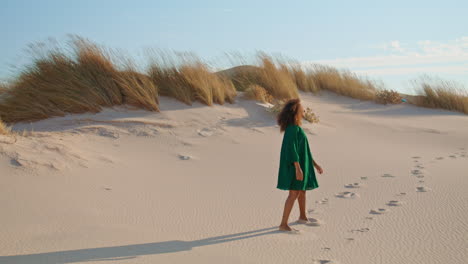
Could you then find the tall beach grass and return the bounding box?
[0,120,9,135]
[308,65,377,101]
[218,54,381,102]
[411,77,468,114]
[217,54,299,100]
[1,36,467,124]
[147,51,236,106]
[0,36,160,123]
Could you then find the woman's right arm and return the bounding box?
[293,161,300,170]
[294,161,303,181]
[287,127,303,181]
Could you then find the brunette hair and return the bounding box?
[276,98,302,132]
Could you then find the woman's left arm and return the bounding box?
[313,160,323,174]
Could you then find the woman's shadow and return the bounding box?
[0,226,286,263]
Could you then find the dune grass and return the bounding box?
[375,89,403,105]
[218,54,298,100]
[0,119,9,135]
[0,36,161,123]
[219,55,381,103]
[288,65,319,94]
[308,65,377,101]
[243,84,274,103]
[411,77,468,114]
[0,84,7,134]
[304,106,320,123]
[147,52,237,106]
[1,36,467,124]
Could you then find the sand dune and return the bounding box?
[1,91,467,264]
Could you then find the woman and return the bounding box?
[276,98,323,232]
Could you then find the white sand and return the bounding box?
[1,91,467,264]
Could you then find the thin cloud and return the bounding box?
[304,37,468,74]
[354,64,468,76]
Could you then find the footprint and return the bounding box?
[418,180,425,183]
[313,259,338,264]
[335,192,359,199]
[449,155,456,159]
[360,176,368,180]
[250,127,265,134]
[344,183,362,188]
[297,217,322,226]
[365,216,374,220]
[416,186,431,192]
[307,208,322,214]
[412,156,421,159]
[436,157,444,160]
[280,228,301,235]
[381,173,395,178]
[350,227,370,233]
[386,200,403,206]
[369,208,388,215]
[10,158,22,167]
[178,154,191,160]
[415,164,425,169]
[411,169,423,175]
[197,128,214,137]
[345,237,355,241]
[316,198,329,204]
[396,192,406,196]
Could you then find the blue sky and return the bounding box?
[1,0,467,94]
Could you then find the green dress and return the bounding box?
[277,124,319,191]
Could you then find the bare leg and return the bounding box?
[279,190,300,231]
[298,191,307,220]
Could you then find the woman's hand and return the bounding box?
[315,164,323,174]
[295,166,304,181]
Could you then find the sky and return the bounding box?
[1,0,467,94]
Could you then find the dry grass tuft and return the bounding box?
[148,53,236,106]
[0,82,7,93]
[0,119,9,135]
[243,84,274,103]
[375,89,403,105]
[219,56,379,103]
[0,36,160,123]
[304,107,320,123]
[286,63,319,94]
[2,37,468,124]
[411,77,468,114]
[256,55,298,99]
[310,65,377,101]
[117,69,159,111]
[218,54,298,100]
[265,99,286,114]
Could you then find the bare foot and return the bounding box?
[279,224,293,231]
[297,218,311,224]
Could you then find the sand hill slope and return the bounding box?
[0,91,467,264]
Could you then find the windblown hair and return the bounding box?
[277,98,302,132]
